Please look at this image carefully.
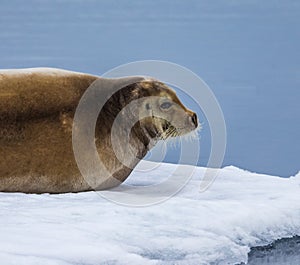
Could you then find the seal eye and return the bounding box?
[160,102,172,109]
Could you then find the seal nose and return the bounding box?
[191,113,198,127]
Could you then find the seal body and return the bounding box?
[0,68,198,193]
[0,68,98,193]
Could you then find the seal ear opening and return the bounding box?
[145,103,151,110]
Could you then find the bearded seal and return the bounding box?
[0,68,198,193]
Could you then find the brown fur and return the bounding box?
[0,68,197,193]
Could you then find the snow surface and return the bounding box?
[0,161,299,265]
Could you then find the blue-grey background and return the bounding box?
[0,0,299,177]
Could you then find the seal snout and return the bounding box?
[189,112,198,128]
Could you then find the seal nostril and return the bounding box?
[191,113,198,127]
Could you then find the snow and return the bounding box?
[0,161,299,265]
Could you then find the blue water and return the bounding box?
[0,0,299,177]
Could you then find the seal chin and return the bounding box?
[160,122,178,139]
[159,118,199,140]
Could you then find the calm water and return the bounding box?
[0,0,299,177]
